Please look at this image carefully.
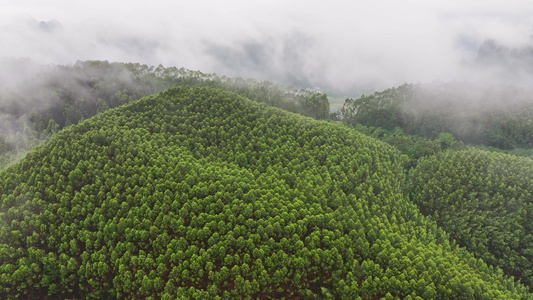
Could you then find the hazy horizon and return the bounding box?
[2,0,533,95]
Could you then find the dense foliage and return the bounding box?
[351,124,463,169]
[0,60,329,169]
[341,83,533,149]
[0,87,529,299]
[411,149,533,289]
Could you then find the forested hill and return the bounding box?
[341,83,533,150]
[0,60,329,169]
[0,86,530,299]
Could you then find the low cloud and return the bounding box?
[1,0,533,94]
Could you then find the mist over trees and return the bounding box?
[3,1,533,298]
[0,60,329,170]
[341,83,533,150]
[475,39,533,77]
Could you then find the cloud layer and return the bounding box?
[2,0,533,94]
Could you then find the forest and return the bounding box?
[340,83,533,150]
[411,149,533,288]
[1,60,533,298]
[0,60,329,170]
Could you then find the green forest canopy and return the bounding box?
[411,149,533,289]
[0,86,530,299]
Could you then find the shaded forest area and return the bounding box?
[2,60,533,298]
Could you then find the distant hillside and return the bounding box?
[341,83,533,150]
[0,86,529,299]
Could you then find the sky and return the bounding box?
[1,0,533,94]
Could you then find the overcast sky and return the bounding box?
[1,0,533,94]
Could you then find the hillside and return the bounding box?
[411,149,533,289]
[0,86,530,299]
[341,83,533,150]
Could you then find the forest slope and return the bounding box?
[0,60,329,169]
[411,149,533,289]
[0,87,530,299]
[341,83,533,150]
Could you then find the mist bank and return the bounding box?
[2,1,533,94]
